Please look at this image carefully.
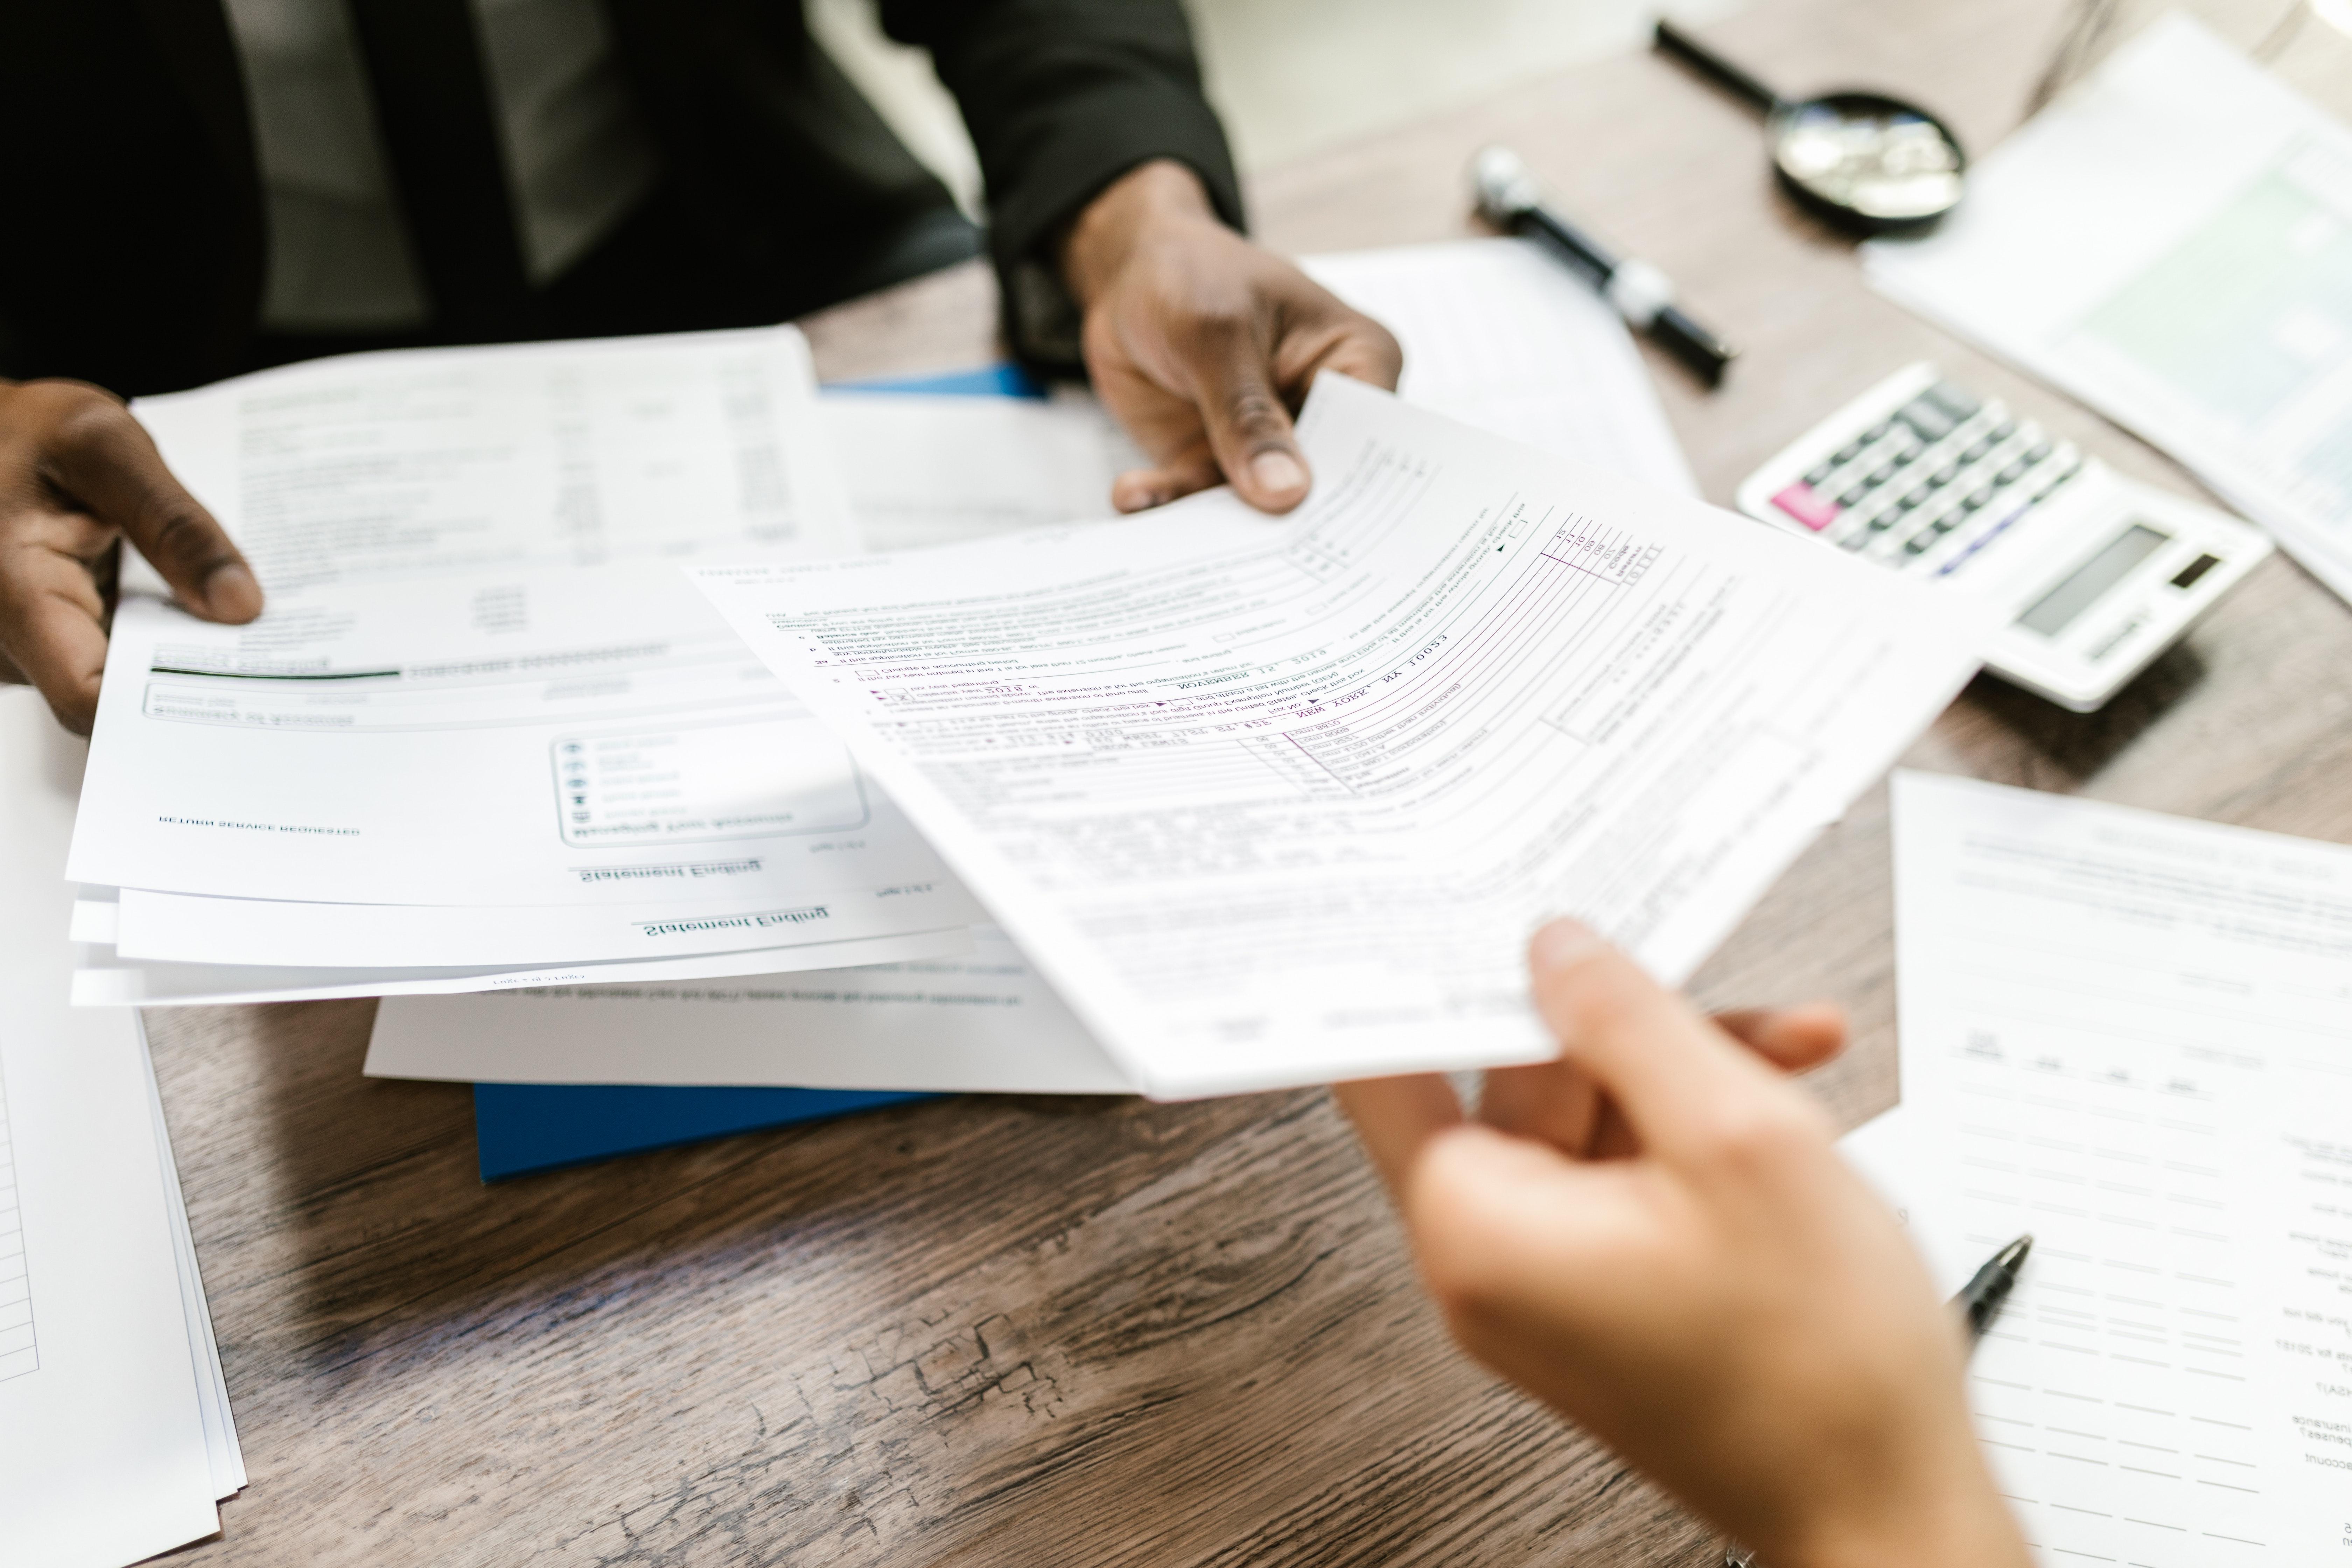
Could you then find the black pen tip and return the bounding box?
[1996,1234,2033,1269]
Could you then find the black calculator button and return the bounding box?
[1962,437,1994,463]
[1900,486,1930,509]
[1990,417,2018,441]
[1928,463,1958,487]
[1898,399,1955,442]
[2024,439,2053,464]
[1838,484,1870,506]
[1962,485,1994,510]
[1903,535,1934,555]
[1924,382,1981,420]
[1996,459,2029,485]
[1834,440,1865,465]
[1803,461,1834,486]
[1863,419,1894,441]
[1868,461,1897,485]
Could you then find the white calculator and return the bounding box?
[1736,363,2271,712]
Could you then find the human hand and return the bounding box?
[1336,921,2029,1568]
[0,380,261,734]
[1061,159,1401,514]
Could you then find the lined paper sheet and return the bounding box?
[1893,772,2351,1565]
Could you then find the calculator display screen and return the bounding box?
[2016,523,2170,638]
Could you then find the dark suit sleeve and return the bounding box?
[876,0,1244,367]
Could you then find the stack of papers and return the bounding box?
[1874,772,2351,1563]
[68,327,988,1006]
[1866,16,2352,602]
[60,239,1980,1111]
[1,688,243,1568]
[367,236,1710,1095]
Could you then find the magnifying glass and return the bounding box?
[1653,19,1966,232]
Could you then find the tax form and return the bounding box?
[75,328,978,987]
[127,324,853,587]
[70,566,979,925]
[0,690,236,1568]
[1865,16,2352,601]
[697,377,1991,1097]
[1893,772,2352,1565]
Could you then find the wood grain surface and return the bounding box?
[141,0,2352,1560]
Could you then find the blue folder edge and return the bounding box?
[470,363,1035,1180]
[821,361,1046,399]
[474,1084,934,1182]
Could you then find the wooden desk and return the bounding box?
[152,0,2352,1560]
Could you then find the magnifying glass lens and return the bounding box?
[1774,99,1963,222]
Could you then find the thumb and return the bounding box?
[1184,319,1312,513]
[1526,919,1780,1162]
[42,387,261,623]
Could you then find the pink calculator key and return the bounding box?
[1771,482,1840,532]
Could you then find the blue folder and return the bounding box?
[472,1083,932,1181]
[821,361,1045,399]
[467,364,1033,1181]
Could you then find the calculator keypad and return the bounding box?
[1770,381,2083,577]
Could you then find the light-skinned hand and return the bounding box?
[1336,919,2030,1568]
[1062,159,1401,515]
[0,380,262,734]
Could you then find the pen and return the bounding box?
[1471,144,1738,387]
[1721,1234,2032,1568]
[1955,1233,2032,1341]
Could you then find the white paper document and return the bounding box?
[68,569,979,969]
[106,882,974,970]
[1893,771,2352,1565]
[822,391,1137,554]
[1306,238,1699,497]
[0,690,237,1568]
[695,377,1989,1097]
[366,926,1130,1092]
[70,927,973,1009]
[137,1020,243,1498]
[129,324,853,589]
[1865,16,2352,600]
[75,330,984,995]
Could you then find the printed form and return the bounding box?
[698,377,1990,1096]
[1,690,237,1568]
[1894,772,2352,1565]
[73,329,978,990]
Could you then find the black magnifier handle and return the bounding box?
[1653,19,1784,113]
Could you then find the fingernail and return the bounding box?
[202,562,262,619]
[1529,918,1605,973]
[1250,450,1308,497]
[1112,475,1170,513]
